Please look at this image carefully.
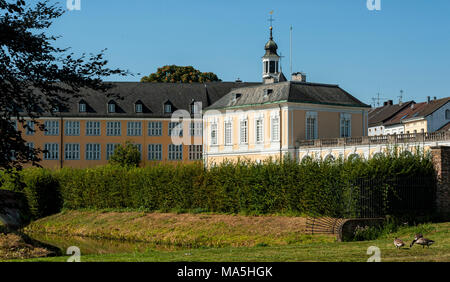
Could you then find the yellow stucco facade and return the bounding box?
[404,119,427,134]
[19,117,203,168]
[203,103,369,165]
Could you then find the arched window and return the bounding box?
[324,154,335,162]
[301,155,312,163]
[108,100,116,113]
[348,154,360,162]
[372,152,384,160]
[135,100,143,113]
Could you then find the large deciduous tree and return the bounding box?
[0,0,129,170]
[140,65,220,83]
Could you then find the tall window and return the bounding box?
[134,144,142,160]
[269,61,275,73]
[148,144,162,161]
[135,103,143,113]
[256,118,263,143]
[240,119,248,144]
[44,120,59,136]
[85,143,101,160]
[26,121,35,135]
[86,121,101,136]
[306,112,317,140]
[340,113,351,138]
[164,103,172,113]
[271,116,279,142]
[191,103,199,114]
[446,109,450,120]
[65,121,80,136]
[189,145,202,160]
[106,143,120,160]
[224,121,232,145]
[127,121,142,136]
[26,142,35,159]
[148,122,162,136]
[169,122,183,137]
[190,122,202,136]
[44,143,59,160]
[79,102,86,113]
[210,123,218,145]
[65,143,80,160]
[108,102,116,113]
[106,121,121,136]
[168,144,183,160]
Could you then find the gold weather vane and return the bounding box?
[268,10,275,27]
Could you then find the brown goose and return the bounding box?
[410,233,424,247]
[394,238,405,249]
[412,237,434,248]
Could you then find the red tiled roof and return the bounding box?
[384,102,428,126]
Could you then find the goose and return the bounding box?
[412,237,434,248]
[394,238,405,249]
[410,233,423,247]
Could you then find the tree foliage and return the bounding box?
[0,0,129,170]
[140,65,220,83]
[108,142,141,167]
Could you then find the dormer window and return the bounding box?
[79,101,86,113]
[108,101,116,113]
[264,89,273,97]
[232,93,242,103]
[135,101,143,113]
[164,103,172,114]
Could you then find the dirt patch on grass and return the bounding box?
[24,211,326,248]
[0,231,61,260]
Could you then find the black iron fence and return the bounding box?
[351,175,436,218]
[306,175,436,235]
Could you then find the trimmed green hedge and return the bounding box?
[1,148,436,219]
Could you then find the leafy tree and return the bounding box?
[108,142,141,167]
[0,0,129,170]
[140,65,220,83]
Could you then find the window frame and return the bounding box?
[85,121,101,136]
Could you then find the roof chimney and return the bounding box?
[383,100,393,106]
[291,72,306,82]
[434,96,437,100]
[427,96,431,103]
[235,78,242,83]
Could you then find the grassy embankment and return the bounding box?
[13,210,450,262]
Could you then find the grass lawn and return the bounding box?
[6,211,450,262]
[13,234,450,262]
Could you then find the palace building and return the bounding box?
[202,25,370,165]
[16,82,256,168]
[15,24,371,168]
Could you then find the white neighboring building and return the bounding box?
[368,100,414,136]
[384,124,404,135]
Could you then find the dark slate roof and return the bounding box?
[37,82,259,118]
[205,81,370,110]
[368,101,414,127]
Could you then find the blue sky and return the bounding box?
[47,0,450,106]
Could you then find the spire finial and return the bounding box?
[268,11,275,40]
